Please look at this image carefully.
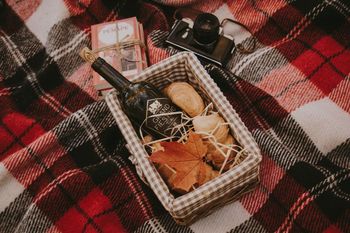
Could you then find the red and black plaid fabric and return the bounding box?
[0,0,349,232]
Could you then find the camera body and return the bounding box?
[166,13,236,66]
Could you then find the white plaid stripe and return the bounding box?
[105,52,261,222]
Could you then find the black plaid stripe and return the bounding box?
[148,30,181,56]
[45,12,119,78]
[106,52,261,222]
[2,139,101,230]
[0,2,100,132]
[12,203,55,233]
[207,66,290,131]
[134,214,194,233]
[0,2,24,35]
[54,101,118,157]
[230,218,268,233]
[230,0,333,77]
[2,100,126,226]
[285,163,349,232]
[251,114,326,172]
[35,170,106,232]
[228,39,289,84]
[91,160,161,232]
[3,99,102,231]
[0,37,95,143]
[248,151,350,232]
[53,101,128,191]
[230,0,350,98]
[290,159,350,222]
[0,116,38,158]
[291,0,349,33]
[0,27,70,114]
[0,191,33,232]
[255,0,349,75]
[325,138,350,169]
[38,101,147,232]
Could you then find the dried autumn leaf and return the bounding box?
[150,132,218,194]
[158,164,176,181]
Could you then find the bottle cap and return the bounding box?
[79,47,97,64]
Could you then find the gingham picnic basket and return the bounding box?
[105,52,262,225]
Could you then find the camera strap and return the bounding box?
[221,18,256,54]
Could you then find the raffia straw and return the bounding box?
[219,149,232,174]
[195,120,245,174]
[230,148,247,168]
[195,130,239,174]
[174,103,214,143]
[139,102,246,174]
[200,103,214,116]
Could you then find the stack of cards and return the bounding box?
[91,17,147,97]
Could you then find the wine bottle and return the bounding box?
[80,47,183,139]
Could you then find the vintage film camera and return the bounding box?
[166,8,255,67]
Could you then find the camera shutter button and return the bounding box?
[182,28,190,39]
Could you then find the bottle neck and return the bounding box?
[91,57,131,91]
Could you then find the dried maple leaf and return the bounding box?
[150,132,218,194]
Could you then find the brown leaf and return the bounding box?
[157,164,176,181]
[150,132,217,194]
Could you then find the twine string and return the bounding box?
[91,21,146,63]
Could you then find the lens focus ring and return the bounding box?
[193,13,220,45]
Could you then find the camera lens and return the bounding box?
[193,13,220,45]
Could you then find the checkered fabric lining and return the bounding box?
[105,52,261,220]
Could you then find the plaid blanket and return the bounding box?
[0,0,349,232]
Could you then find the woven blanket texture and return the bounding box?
[0,0,349,232]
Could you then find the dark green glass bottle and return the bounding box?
[81,48,183,139]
